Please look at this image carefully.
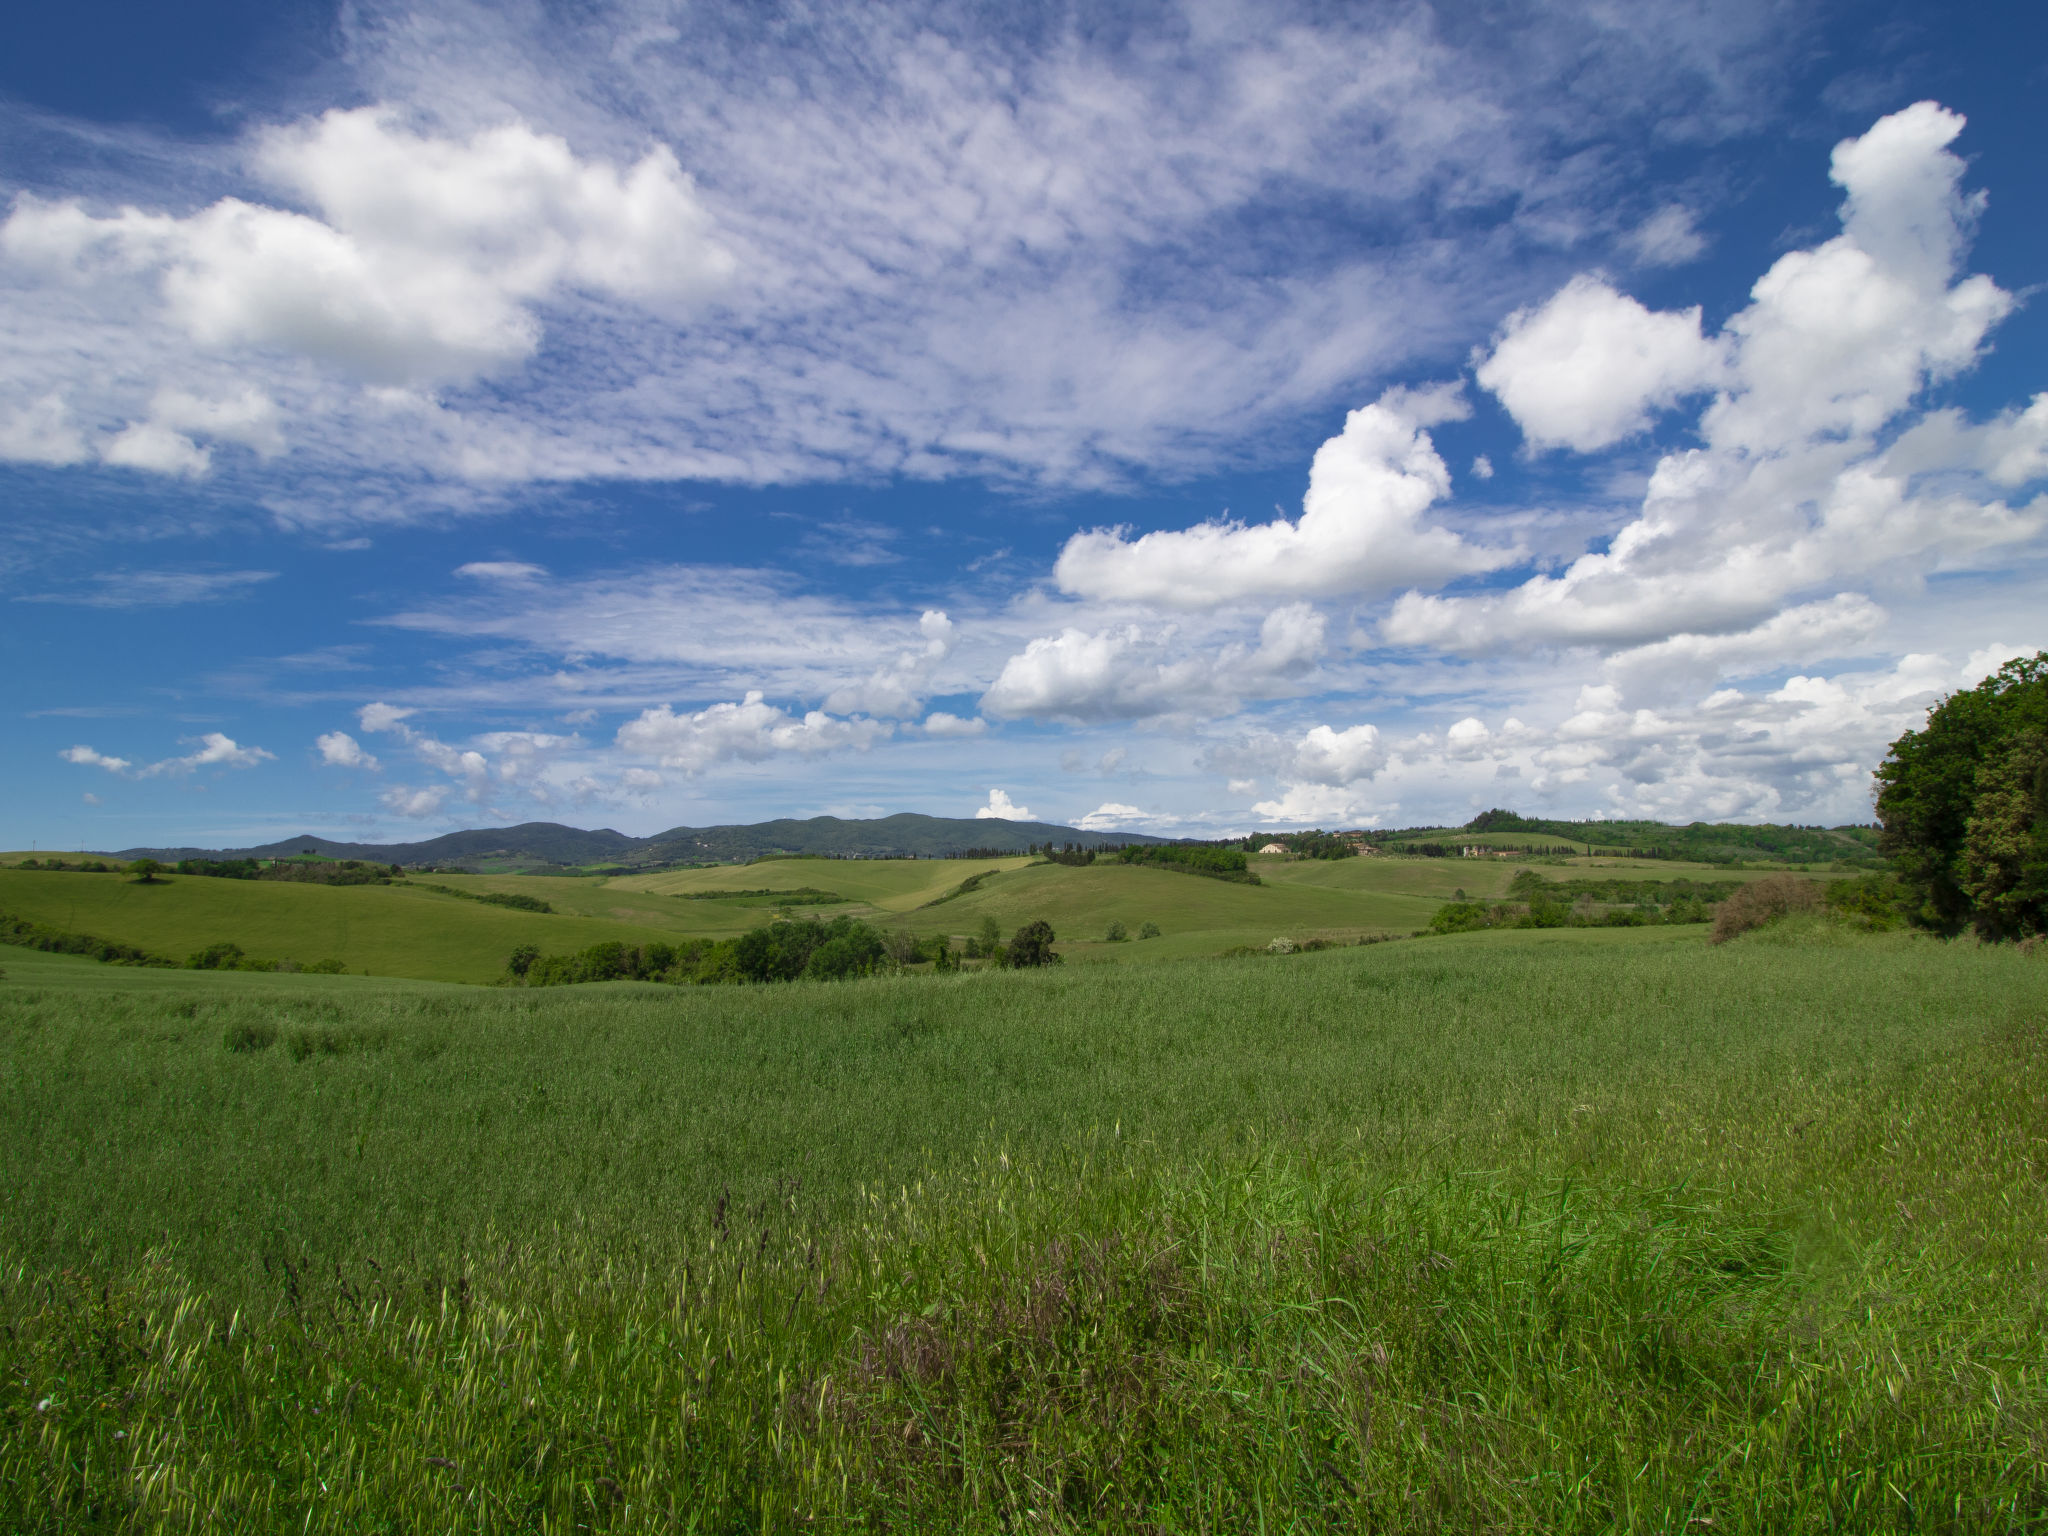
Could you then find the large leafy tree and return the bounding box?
[1874,652,2048,936]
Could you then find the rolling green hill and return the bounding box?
[1,853,1855,983]
[0,868,683,985]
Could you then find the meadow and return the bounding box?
[0,850,1782,983]
[4,919,2045,1530]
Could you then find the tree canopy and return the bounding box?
[1874,652,2048,938]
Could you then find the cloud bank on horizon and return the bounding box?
[4,1,2044,845]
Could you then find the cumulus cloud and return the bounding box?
[2,107,733,387]
[1248,783,1376,825]
[381,784,450,818]
[61,733,272,777]
[982,603,1328,722]
[918,711,987,738]
[315,730,379,769]
[357,701,416,733]
[1475,274,1726,453]
[1053,386,1509,608]
[1216,721,1388,824]
[1372,646,2030,824]
[1393,102,2040,657]
[1289,724,1388,786]
[97,388,286,477]
[61,744,132,773]
[615,690,888,774]
[823,610,956,718]
[974,788,1035,821]
[165,733,275,773]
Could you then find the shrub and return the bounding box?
[1116,846,1261,883]
[1709,876,1822,944]
[1005,920,1060,967]
[1104,921,1128,942]
[1138,921,1161,939]
[187,942,246,971]
[1824,873,1907,932]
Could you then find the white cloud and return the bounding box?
[2,107,734,388]
[381,784,450,818]
[1475,274,1726,453]
[1600,594,1888,700]
[1221,721,1388,824]
[0,4,1821,493]
[975,788,1035,821]
[823,609,956,718]
[1289,724,1387,786]
[81,792,102,806]
[22,569,278,607]
[104,388,286,478]
[61,732,273,778]
[1075,802,1152,831]
[358,701,416,733]
[0,394,89,466]
[1249,783,1376,825]
[159,732,275,774]
[615,690,889,774]
[100,420,212,477]
[456,561,547,582]
[1053,386,1508,608]
[918,711,987,738]
[315,730,379,770]
[61,745,132,773]
[982,603,1329,723]
[1626,205,1707,266]
[1393,102,2041,657]
[382,568,959,716]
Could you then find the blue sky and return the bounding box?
[4,0,2046,850]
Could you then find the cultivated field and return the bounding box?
[4,921,2044,1530]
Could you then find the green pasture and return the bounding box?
[5,924,2047,1529]
[0,855,1855,986]
[607,854,1038,910]
[0,867,682,984]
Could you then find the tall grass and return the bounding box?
[4,928,2046,1529]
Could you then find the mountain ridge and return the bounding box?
[111,813,1170,868]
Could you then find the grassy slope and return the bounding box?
[0,869,683,983]
[607,855,1038,910]
[2,855,1840,984]
[5,927,2047,1529]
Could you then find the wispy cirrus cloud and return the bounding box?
[21,568,278,606]
[0,1,1814,501]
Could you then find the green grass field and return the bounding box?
[1,853,1847,985]
[4,921,2046,1530]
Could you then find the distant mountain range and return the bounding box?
[114,813,1171,869]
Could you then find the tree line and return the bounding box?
[506,913,1063,988]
